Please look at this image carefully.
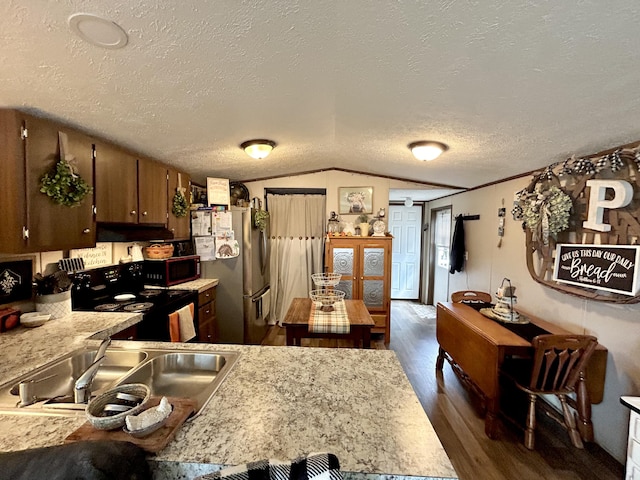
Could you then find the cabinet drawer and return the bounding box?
[370,313,387,329]
[198,287,216,306]
[630,437,640,467]
[632,411,640,440]
[198,302,215,323]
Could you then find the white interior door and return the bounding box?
[389,204,422,299]
[431,207,452,305]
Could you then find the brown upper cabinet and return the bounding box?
[0,110,95,253]
[94,145,169,226]
[167,167,191,240]
[138,158,169,225]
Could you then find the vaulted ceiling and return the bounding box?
[3,1,640,193]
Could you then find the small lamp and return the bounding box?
[241,139,276,160]
[408,141,448,161]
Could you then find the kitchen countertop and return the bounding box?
[146,278,219,293]
[0,312,457,480]
[621,396,640,414]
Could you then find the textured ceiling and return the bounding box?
[2,1,640,193]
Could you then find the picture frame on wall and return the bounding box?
[339,187,373,214]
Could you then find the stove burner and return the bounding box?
[123,302,154,312]
[139,290,162,298]
[95,303,121,312]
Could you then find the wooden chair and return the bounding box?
[501,334,598,450]
[451,290,492,303]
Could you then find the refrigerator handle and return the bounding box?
[259,230,269,275]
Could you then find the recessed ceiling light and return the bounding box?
[68,13,128,49]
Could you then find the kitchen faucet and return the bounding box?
[74,337,111,403]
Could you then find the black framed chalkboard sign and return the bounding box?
[553,244,640,296]
[0,259,33,304]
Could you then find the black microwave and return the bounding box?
[143,255,200,286]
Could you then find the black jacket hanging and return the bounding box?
[449,215,465,274]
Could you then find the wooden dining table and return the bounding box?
[436,302,608,442]
[282,298,375,348]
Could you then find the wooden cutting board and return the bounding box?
[65,396,197,453]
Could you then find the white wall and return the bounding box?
[245,170,428,225]
[428,176,640,463]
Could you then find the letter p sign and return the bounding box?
[583,179,633,232]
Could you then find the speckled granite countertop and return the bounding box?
[147,278,219,293]
[0,313,457,480]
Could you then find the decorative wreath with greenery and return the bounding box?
[517,184,572,245]
[40,160,93,207]
[172,191,189,217]
[254,209,269,231]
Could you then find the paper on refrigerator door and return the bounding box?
[191,211,212,237]
[215,237,239,259]
[195,237,216,261]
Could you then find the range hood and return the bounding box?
[96,223,175,242]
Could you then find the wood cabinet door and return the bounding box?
[23,114,95,251]
[0,110,28,252]
[359,241,389,316]
[167,167,191,239]
[94,142,138,223]
[327,239,360,300]
[138,158,168,225]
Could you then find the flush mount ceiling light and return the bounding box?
[240,139,276,160]
[68,13,128,49]
[404,197,414,207]
[408,141,449,161]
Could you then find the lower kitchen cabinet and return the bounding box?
[197,286,217,342]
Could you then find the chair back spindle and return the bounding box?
[529,335,598,393]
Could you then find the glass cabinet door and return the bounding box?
[333,247,355,299]
[362,247,385,309]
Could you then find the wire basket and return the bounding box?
[310,289,346,312]
[311,273,342,287]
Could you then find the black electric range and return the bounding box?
[71,262,198,341]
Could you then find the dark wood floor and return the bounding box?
[263,300,624,480]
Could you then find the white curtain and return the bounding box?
[267,193,326,325]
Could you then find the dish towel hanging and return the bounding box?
[449,215,466,274]
[308,301,350,334]
[195,452,342,480]
[169,303,196,342]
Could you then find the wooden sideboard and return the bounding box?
[436,302,607,441]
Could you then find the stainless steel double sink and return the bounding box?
[0,346,239,418]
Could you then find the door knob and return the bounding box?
[130,210,136,215]
[142,211,148,216]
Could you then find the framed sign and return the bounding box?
[339,187,373,214]
[553,244,640,296]
[207,177,230,207]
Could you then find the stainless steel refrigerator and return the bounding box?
[200,206,270,344]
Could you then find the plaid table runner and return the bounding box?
[308,301,350,334]
[195,452,342,480]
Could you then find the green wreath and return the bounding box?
[40,160,92,207]
[254,209,269,231]
[172,191,189,217]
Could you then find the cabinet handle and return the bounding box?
[142,211,148,216]
[361,277,364,280]
[171,228,175,233]
[130,210,137,215]
[205,309,210,315]
[83,228,90,234]
[205,293,210,298]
